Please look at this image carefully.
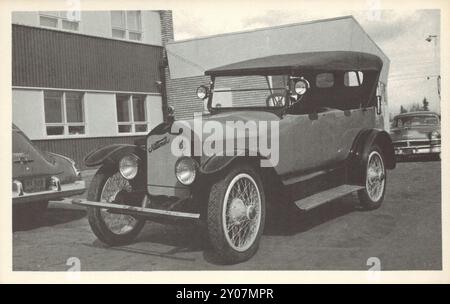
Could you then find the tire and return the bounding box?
[207,163,266,264]
[357,145,387,210]
[87,166,145,246]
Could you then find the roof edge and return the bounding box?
[168,15,355,45]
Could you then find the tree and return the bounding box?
[400,105,407,113]
[409,102,422,112]
[422,97,429,111]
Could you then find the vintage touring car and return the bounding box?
[73,51,395,264]
[390,111,441,159]
[13,124,86,211]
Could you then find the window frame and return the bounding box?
[39,11,80,32]
[110,11,143,41]
[344,71,364,87]
[43,91,86,137]
[115,94,148,134]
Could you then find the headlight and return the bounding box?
[175,157,198,185]
[119,154,139,180]
[294,79,309,95]
[49,176,61,191]
[12,180,23,196]
[431,130,441,139]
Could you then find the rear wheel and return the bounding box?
[358,146,386,210]
[87,166,145,246]
[207,164,266,264]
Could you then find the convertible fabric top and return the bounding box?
[205,51,383,76]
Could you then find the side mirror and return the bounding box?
[196,85,209,100]
[376,96,382,115]
[167,105,175,122]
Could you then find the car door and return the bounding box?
[279,112,339,174]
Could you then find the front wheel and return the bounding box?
[207,164,266,264]
[358,146,387,210]
[87,166,145,246]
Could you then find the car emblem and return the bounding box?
[13,153,33,164]
[148,136,169,153]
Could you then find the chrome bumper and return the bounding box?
[394,145,441,155]
[71,198,201,220]
[13,180,86,205]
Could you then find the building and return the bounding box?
[164,16,390,130]
[12,10,174,167]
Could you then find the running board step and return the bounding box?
[71,199,200,219]
[294,185,364,211]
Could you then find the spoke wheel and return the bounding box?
[87,166,145,245]
[365,151,385,202]
[99,172,139,235]
[207,163,266,264]
[358,146,387,210]
[223,173,262,252]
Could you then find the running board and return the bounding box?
[71,199,200,220]
[294,184,364,211]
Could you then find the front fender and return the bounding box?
[84,144,145,167]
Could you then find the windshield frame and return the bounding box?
[206,74,290,112]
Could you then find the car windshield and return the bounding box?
[394,115,439,127]
[211,75,288,109]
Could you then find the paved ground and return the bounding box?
[13,160,441,271]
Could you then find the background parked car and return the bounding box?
[390,112,441,160]
[12,124,86,212]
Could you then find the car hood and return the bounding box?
[390,125,440,141]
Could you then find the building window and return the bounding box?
[111,11,142,41]
[44,91,85,136]
[39,11,80,31]
[116,94,148,133]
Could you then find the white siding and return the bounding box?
[11,11,163,46]
[79,11,112,38]
[142,11,162,46]
[12,89,45,139]
[147,95,163,129]
[84,92,118,137]
[11,11,39,27]
[12,89,164,140]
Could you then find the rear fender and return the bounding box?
[348,129,396,183]
[84,144,146,168]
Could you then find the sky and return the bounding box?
[172,9,441,115]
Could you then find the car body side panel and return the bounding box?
[279,107,376,174]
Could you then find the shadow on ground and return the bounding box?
[13,204,86,232]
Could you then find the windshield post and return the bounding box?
[207,76,215,112]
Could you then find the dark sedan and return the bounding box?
[390,112,441,159]
[12,124,86,210]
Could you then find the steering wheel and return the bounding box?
[266,93,286,107]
